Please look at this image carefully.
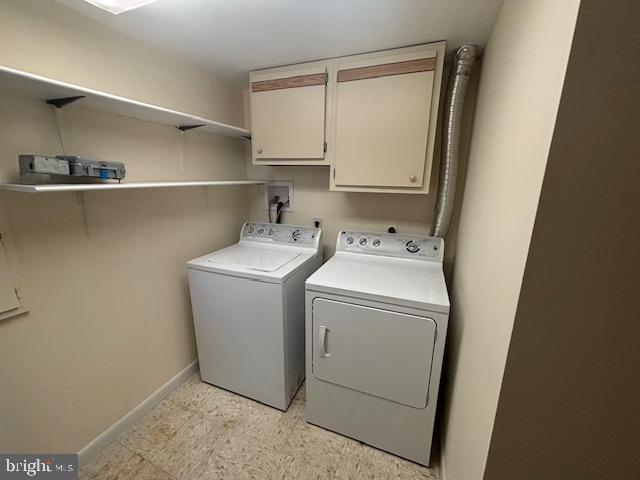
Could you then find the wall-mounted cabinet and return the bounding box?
[250,62,331,165]
[331,46,443,193]
[249,42,445,194]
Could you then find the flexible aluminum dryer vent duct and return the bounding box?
[430,44,477,238]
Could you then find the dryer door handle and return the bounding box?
[318,325,330,358]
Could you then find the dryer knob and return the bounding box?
[291,229,302,242]
[406,241,420,253]
[345,236,355,245]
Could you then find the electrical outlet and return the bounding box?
[263,181,294,212]
[313,217,322,229]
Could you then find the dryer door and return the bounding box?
[312,298,436,409]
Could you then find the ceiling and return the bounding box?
[57,0,503,86]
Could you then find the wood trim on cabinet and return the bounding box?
[337,57,436,83]
[251,73,327,92]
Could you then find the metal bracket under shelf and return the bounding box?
[46,96,86,109]
[177,124,206,132]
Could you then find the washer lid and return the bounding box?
[207,244,300,272]
[187,243,315,283]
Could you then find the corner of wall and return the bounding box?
[439,1,581,479]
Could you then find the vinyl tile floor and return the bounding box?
[80,374,439,480]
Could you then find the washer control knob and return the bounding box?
[359,237,368,246]
[291,229,302,242]
[345,236,355,245]
[372,239,381,248]
[268,228,275,237]
[257,228,265,235]
[406,240,420,253]
[247,226,255,234]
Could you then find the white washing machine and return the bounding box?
[305,230,449,465]
[187,222,322,410]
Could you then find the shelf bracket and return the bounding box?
[178,128,186,176]
[177,124,205,132]
[75,191,90,239]
[46,96,86,109]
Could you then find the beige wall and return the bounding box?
[484,1,640,478]
[0,0,248,453]
[0,0,242,125]
[440,1,580,479]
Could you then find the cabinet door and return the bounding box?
[250,66,327,161]
[333,50,438,189]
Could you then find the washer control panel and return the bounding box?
[242,222,320,248]
[337,230,444,261]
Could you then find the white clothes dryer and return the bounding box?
[305,230,449,465]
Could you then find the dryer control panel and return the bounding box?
[337,230,444,262]
[242,222,321,249]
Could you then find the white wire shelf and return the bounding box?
[0,66,251,139]
[0,180,266,193]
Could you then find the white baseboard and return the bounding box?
[77,360,199,466]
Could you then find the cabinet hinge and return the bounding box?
[333,168,336,179]
[323,142,327,153]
